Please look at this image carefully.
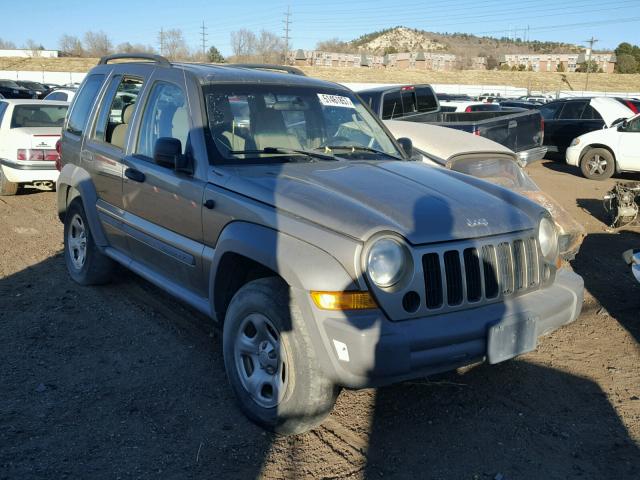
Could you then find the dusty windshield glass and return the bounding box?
[204,85,402,163]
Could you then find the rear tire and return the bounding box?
[64,199,114,285]
[223,277,339,435]
[580,148,615,180]
[0,168,19,196]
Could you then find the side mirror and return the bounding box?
[153,137,191,173]
[396,137,413,158]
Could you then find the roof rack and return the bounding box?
[98,53,171,66]
[228,63,306,76]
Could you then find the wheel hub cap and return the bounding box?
[67,214,87,270]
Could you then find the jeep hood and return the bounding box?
[222,161,539,245]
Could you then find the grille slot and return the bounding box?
[422,253,443,309]
[444,250,463,305]
[463,248,482,302]
[421,235,540,311]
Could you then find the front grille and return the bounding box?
[422,235,540,309]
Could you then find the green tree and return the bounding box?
[207,45,225,63]
[517,64,526,71]
[486,55,498,70]
[576,60,600,73]
[616,53,638,73]
[499,63,511,71]
[556,62,565,72]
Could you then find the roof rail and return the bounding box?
[98,53,171,66]
[228,63,306,76]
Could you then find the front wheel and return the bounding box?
[580,148,615,180]
[223,277,339,435]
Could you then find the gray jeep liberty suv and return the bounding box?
[57,54,584,434]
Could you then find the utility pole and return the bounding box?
[282,5,291,65]
[584,36,598,92]
[159,28,164,56]
[200,20,208,59]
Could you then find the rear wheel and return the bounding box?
[223,277,339,435]
[0,168,18,196]
[580,148,615,180]
[64,199,114,285]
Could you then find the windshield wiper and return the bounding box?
[229,147,336,161]
[317,145,402,160]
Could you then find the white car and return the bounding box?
[565,113,640,180]
[439,100,501,112]
[0,99,68,195]
[43,88,76,103]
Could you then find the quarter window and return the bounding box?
[581,104,603,120]
[136,82,189,160]
[66,74,105,136]
[558,101,587,120]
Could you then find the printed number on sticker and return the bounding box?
[318,93,355,108]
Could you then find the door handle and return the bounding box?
[124,167,145,183]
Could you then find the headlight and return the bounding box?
[570,137,580,147]
[367,237,407,287]
[538,217,559,263]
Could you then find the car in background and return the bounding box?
[0,79,38,99]
[498,100,542,110]
[16,80,48,99]
[439,100,501,112]
[566,113,640,180]
[384,120,586,260]
[0,99,68,195]
[538,97,634,156]
[44,87,77,103]
[615,97,640,114]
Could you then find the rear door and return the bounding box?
[83,75,145,252]
[121,73,208,296]
[554,100,604,153]
[538,101,564,152]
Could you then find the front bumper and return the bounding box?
[0,158,59,183]
[565,145,582,167]
[298,269,583,388]
[517,146,548,165]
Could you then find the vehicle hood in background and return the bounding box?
[222,160,539,245]
[590,97,634,127]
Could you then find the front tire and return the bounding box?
[580,148,615,180]
[64,199,114,285]
[0,168,18,196]
[223,277,339,435]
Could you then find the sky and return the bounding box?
[2,0,639,56]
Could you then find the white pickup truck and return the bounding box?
[0,99,68,195]
[566,113,640,180]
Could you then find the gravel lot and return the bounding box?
[1,161,639,480]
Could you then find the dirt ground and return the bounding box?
[1,161,639,480]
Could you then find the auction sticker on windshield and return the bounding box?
[318,93,355,108]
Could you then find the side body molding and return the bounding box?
[57,163,109,247]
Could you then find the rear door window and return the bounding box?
[581,104,603,120]
[382,90,402,119]
[66,74,105,136]
[92,76,143,149]
[558,101,587,120]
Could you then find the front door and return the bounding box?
[617,116,640,170]
[121,79,207,297]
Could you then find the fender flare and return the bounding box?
[208,220,358,307]
[56,164,109,247]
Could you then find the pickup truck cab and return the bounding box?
[353,84,547,165]
[57,54,584,435]
[566,113,640,180]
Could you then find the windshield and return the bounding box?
[203,85,402,163]
[11,105,68,128]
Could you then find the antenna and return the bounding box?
[200,20,208,59]
[282,5,291,65]
[584,36,598,91]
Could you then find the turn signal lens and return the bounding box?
[310,291,378,310]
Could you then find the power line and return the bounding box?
[282,5,291,65]
[200,20,208,58]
